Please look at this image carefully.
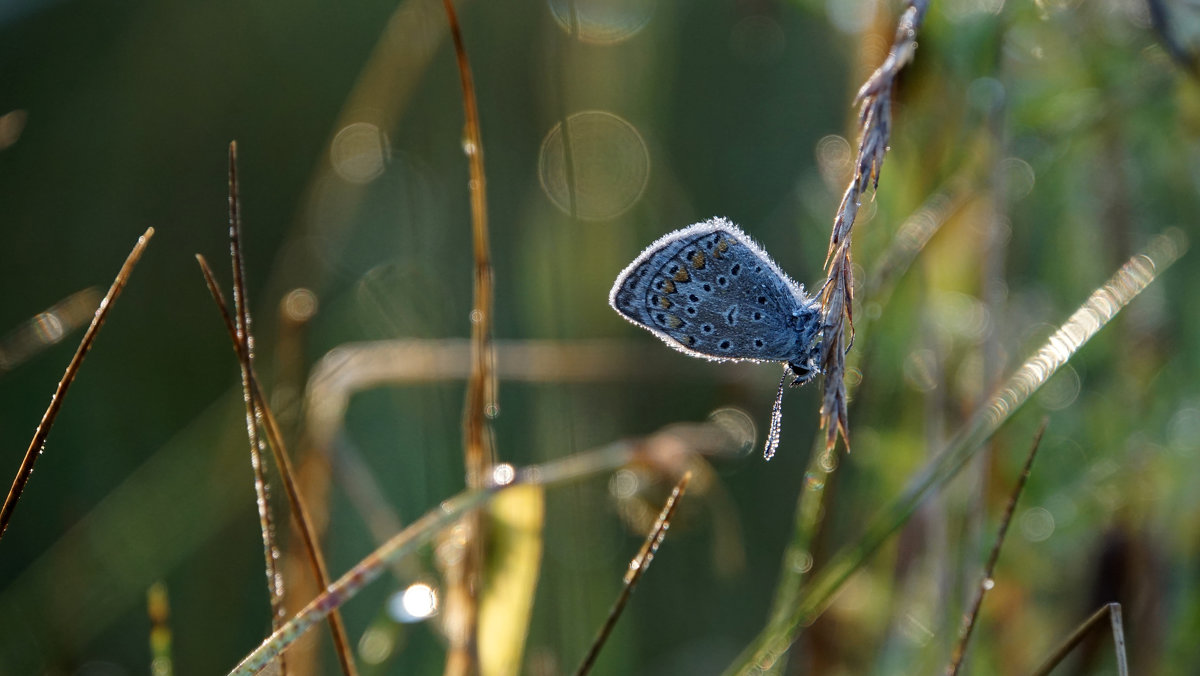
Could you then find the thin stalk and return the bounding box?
[819,0,931,452]
[0,227,154,541]
[946,418,1048,676]
[575,472,692,676]
[441,0,494,490]
[1028,603,1128,676]
[226,142,287,674]
[196,255,358,676]
[440,1,494,673]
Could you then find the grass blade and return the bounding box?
[1028,603,1128,676]
[575,472,692,676]
[196,254,359,676]
[440,0,494,671]
[946,418,1048,676]
[0,227,154,541]
[225,143,289,676]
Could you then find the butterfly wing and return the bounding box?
[610,217,819,364]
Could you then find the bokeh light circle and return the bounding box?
[547,0,655,44]
[538,111,650,221]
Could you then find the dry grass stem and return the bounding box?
[575,472,693,676]
[440,1,494,672]
[946,418,1048,676]
[0,227,154,541]
[819,0,930,452]
[1029,603,1128,676]
[196,255,358,676]
[225,142,289,675]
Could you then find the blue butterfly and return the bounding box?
[609,217,823,459]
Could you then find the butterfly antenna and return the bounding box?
[764,368,788,460]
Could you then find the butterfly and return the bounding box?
[609,217,823,460]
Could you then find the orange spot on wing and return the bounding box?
[691,251,706,269]
[674,268,690,282]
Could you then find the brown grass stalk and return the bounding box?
[946,418,1048,676]
[575,472,693,676]
[1029,603,1128,676]
[819,0,930,452]
[0,227,154,541]
[225,142,288,674]
[196,255,358,676]
[440,0,495,673]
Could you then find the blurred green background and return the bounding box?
[2,0,1199,673]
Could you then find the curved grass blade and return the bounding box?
[440,0,495,671]
[0,228,154,541]
[726,228,1187,674]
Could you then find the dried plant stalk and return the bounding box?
[0,227,154,541]
[440,0,495,673]
[225,143,288,675]
[196,255,358,676]
[1029,603,1128,676]
[819,0,930,452]
[575,472,692,676]
[946,418,1048,676]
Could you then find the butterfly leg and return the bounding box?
[787,359,818,387]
